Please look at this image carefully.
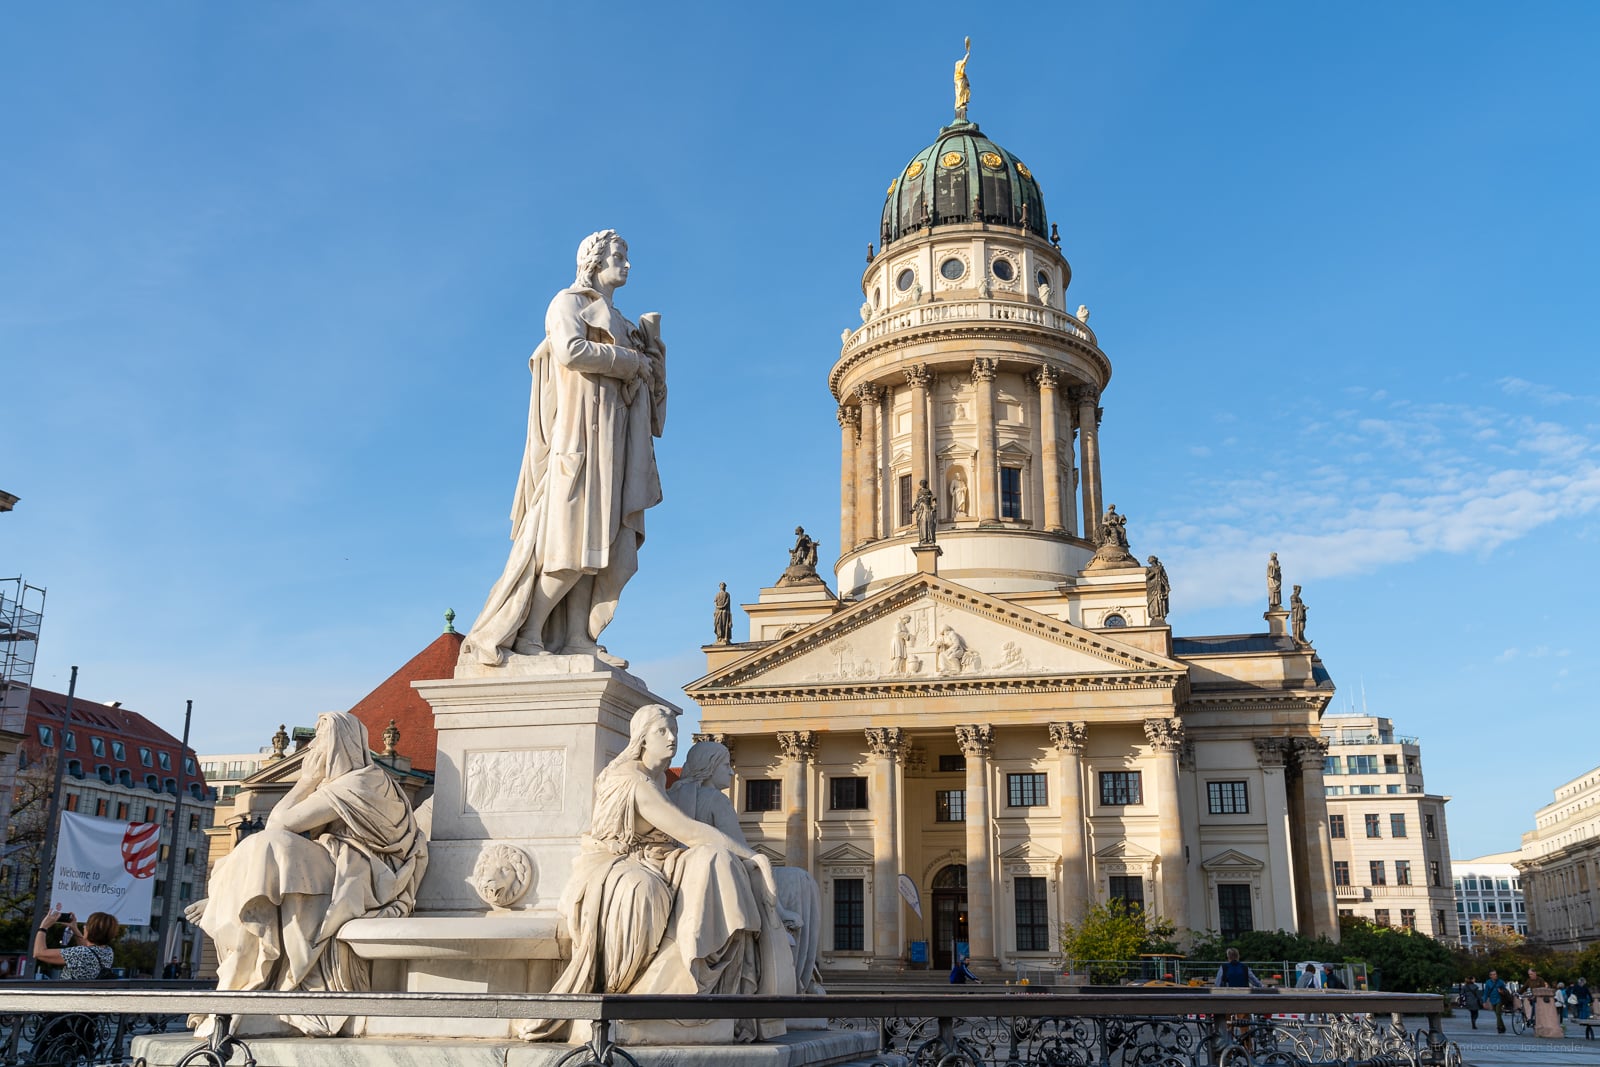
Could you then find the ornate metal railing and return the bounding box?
[0,992,187,1066]
[843,297,1097,355]
[0,986,1453,1067]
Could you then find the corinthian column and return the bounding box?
[1073,387,1103,538]
[956,723,996,965]
[1253,738,1300,932]
[1291,737,1339,939]
[1143,718,1187,933]
[1049,721,1089,924]
[838,405,859,559]
[1035,366,1063,532]
[972,359,998,525]
[855,383,882,546]
[905,364,931,498]
[864,726,906,963]
[777,730,816,871]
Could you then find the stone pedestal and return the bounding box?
[344,655,678,1037]
[1531,987,1564,1039]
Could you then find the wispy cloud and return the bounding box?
[1147,394,1600,609]
[1499,377,1598,407]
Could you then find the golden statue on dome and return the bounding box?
[954,36,971,120]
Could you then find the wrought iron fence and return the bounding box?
[0,985,1453,1067]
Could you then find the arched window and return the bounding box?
[933,864,968,890]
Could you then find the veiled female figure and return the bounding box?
[187,711,427,1037]
[668,741,825,996]
[521,705,794,1044]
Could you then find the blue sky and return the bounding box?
[3,4,1597,861]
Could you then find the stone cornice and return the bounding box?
[830,322,1111,400]
[692,671,1185,706]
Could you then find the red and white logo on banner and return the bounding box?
[120,822,160,879]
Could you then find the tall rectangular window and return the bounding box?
[1348,755,1377,774]
[1218,883,1253,940]
[115,802,129,820]
[1429,861,1442,887]
[830,777,868,811]
[1008,773,1047,807]
[94,798,107,817]
[1390,813,1407,837]
[91,737,105,757]
[1109,876,1144,910]
[745,779,782,812]
[1374,909,1390,927]
[1000,466,1022,519]
[1364,814,1382,838]
[938,754,967,773]
[1333,861,1350,886]
[935,789,966,822]
[1324,755,1341,775]
[1370,860,1386,886]
[1207,781,1248,814]
[833,878,864,951]
[1329,814,1346,838]
[1015,877,1049,950]
[1100,771,1143,806]
[1400,909,1416,930]
[1424,813,1437,839]
[64,793,79,812]
[1395,860,1412,886]
[898,474,913,528]
[1384,754,1399,774]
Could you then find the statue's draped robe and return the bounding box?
[462,287,665,664]
[521,764,792,1042]
[667,779,826,996]
[197,718,427,1037]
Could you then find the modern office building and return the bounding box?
[1452,852,1526,947]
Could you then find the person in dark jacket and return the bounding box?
[1214,948,1263,988]
[949,955,981,984]
[1460,976,1483,1029]
[1483,970,1512,1033]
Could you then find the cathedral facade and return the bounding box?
[687,96,1339,973]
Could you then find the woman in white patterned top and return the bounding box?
[32,910,118,979]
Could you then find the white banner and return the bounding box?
[50,811,159,926]
[897,873,922,919]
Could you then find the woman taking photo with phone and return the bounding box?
[32,910,118,979]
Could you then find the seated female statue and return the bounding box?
[520,704,794,1044]
[186,711,427,1036]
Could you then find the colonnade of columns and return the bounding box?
[837,361,1103,548]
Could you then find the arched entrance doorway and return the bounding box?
[931,864,969,971]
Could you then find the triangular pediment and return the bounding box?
[243,749,308,786]
[1000,841,1060,861]
[686,573,1187,696]
[1200,849,1265,872]
[1094,838,1158,861]
[753,843,786,864]
[819,842,874,864]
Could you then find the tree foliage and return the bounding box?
[1059,900,1177,983]
[1337,917,1455,993]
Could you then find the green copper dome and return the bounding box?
[880,120,1047,247]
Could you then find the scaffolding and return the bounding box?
[0,577,45,846]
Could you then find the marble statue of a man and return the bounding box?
[460,230,666,669]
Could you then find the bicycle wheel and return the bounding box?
[1511,1011,1527,1035]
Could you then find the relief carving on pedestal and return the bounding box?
[472,843,536,909]
[465,748,566,814]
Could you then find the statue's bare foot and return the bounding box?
[511,637,549,656]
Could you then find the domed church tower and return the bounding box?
[835,96,1109,599]
[689,49,1341,978]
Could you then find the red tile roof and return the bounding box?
[346,631,462,774]
[23,687,209,793]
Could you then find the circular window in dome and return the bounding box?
[980,152,1003,170]
[896,269,915,292]
[991,258,1015,282]
[906,160,925,179]
[1015,161,1033,179]
[940,258,966,281]
[940,151,964,169]
[1037,269,1050,288]
[1103,613,1128,628]
[886,178,898,196]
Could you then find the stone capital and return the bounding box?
[1033,365,1059,391]
[693,732,734,767]
[1069,385,1100,407]
[955,723,994,759]
[1142,717,1185,753]
[855,382,883,406]
[970,357,997,384]
[864,726,907,762]
[1252,737,1289,768]
[1048,721,1087,754]
[776,730,817,764]
[837,404,860,431]
[1291,736,1329,768]
[903,363,932,390]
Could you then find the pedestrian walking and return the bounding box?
[1557,981,1569,1023]
[1483,970,1512,1033]
[1461,976,1483,1029]
[1576,977,1592,1020]
[1214,948,1263,988]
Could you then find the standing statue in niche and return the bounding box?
[459,230,666,671]
[912,478,937,544]
[667,741,825,996]
[1146,555,1170,622]
[1290,585,1309,645]
[1267,552,1283,609]
[519,705,794,1045]
[186,712,427,1038]
[949,474,969,518]
[712,582,732,645]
